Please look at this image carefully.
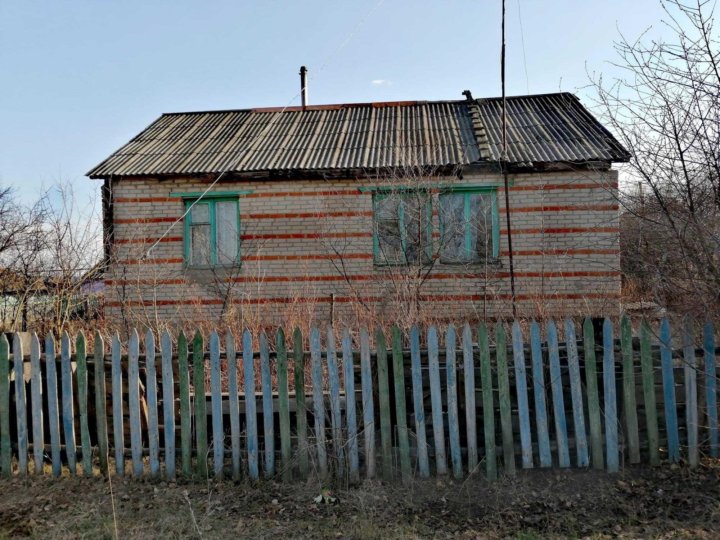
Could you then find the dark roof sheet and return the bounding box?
[87,93,629,179]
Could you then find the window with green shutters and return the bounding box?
[183,197,240,267]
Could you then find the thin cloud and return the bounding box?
[371,79,392,86]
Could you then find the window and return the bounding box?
[183,198,240,267]
[439,189,499,263]
[373,192,432,265]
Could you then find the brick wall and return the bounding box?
[104,169,620,327]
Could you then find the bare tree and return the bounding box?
[591,0,720,317]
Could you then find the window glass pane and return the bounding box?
[376,218,404,264]
[190,224,211,265]
[469,193,492,260]
[439,194,466,262]
[375,195,399,220]
[191,203,210,224]
[402,194,430,263]
[216,201,239,265]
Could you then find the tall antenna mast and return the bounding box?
[501,0,517,318]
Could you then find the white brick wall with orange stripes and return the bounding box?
[104,169,620,326]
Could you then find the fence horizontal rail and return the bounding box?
[0,315,717,481]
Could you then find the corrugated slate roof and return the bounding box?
[87,93,629,179]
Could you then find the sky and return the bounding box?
[0,0,670,206]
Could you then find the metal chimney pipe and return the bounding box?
[299,66,308,107]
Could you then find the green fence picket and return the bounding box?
[327,328,345,473]
[547,320,569,468]
[14,334,28,475]
[243,330,259,480]
[511,321,533,469]
[210,331,224,479]
[392,326,411,482]
[226,331,241,480]
[446,325,463,479]
[640,319,660,465]
[342,329,360,483]
[530,321,551,468]
[276,327,291,481]
[61,332,76,475]
[478,323,497,480]
[683,319,699,468]
[428,326,447,475]
[620,315,640,464]
[496,323,515,476]
[161,330,176,479]
[583,318,603,470]
[193,331,207,477]
[260,332,274,478]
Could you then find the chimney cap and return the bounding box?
[462,90,473,101]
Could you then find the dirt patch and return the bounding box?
[0,461,719,538]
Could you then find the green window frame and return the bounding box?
[372,191,433,265]
[183,197,241,267]
[438,187,500,263]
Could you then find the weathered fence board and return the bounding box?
[0,316,716,483]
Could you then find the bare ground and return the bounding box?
[1,461,719,539]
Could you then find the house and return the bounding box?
[87,92,629,327]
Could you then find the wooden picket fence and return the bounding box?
[0,316,717,482]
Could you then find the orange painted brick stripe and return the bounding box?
[107,271,619,287]
[115,236,183,244]
[505,249,620,256]
[115,217,179,224]
[244,253,372,261]
[241,232,372,240]
[243,190,363,198]
[509,204,619,213]
[106,291,621,308]
[504,182,618,191]
[115,197,178,203]
[116,258,183,265]
[243,211,372,219]
[502,227,619,235]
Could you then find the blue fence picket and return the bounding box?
[260,332,275,478]
[342,329,360,482]
[462,323,478,473]
[61,332,76,475]
[145,330,160,477]
[704,321,718,457]
[277,328,291,481]
[683,320,698,468]
[45,335,61,476]
[94,333,109,475]
[310,328,328,478]
[111,333,124,476]
[243,330,259,480]
[410,325,429,477]
[446,325,463,478]
[128,329,143,476]
[428,326,448,475]
[603,319,619,473]
[359,328,376,479]
[512,321,533,469]
[547,320,569,468]
[565,319,589,468]
[13,334,27,475]
[161,330,176,479]
[76,333,91,476]
[660,317,680,463]
[30,333,43,474]
[226,331,241,480]
[478,323,497,480]
[326,328,344,472]
[530,321,551,468]
[210,331,224,479]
